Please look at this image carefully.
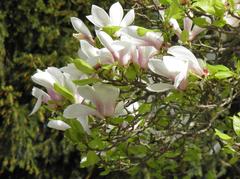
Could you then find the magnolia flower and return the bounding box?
[78,40,114,66]
[119,26,164,50]
[61,63,84,80]
[71,17,95,45]
[63,83,122,133]
[148,46,208,92]
[30,67,82,114]
[169,16,210,41]
[96,31,132,65]
[86,2,135,28]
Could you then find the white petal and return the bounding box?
[114,101,127,116]
[86,15,101,28]
[70,17,92,37]
[169,18,182,38]
[96,31,113,51]
[91,5,111,27]
[147,83,174,92]
[167,46,197,63]
[46,67,64,85]
[30,97,42,115]
[47,120,71,131]
[121,9,135,27]
[77,117,91,134]
[80,40,98,58]
[31,71,56,89]
[93,83,120,117]
[61,63,83,80]
[191,25,205,40]
[109,2,124,26]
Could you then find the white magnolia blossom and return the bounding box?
[63,83,122,133]
[30,67,83,114]
[78,40,114,66]
[169,16,211,41]
[119,26,164,50]
[148,46,208,92]
[70,17,95,45]
[86,2,135,28]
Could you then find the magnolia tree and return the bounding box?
[30,0,240,178]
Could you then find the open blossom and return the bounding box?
[78,40,114,66]
[148,46,208,92]
[70,17,95,45]
[169,16,210,41]
[63,84,123,133]
[119,26,164,50]
[30,67,83,115]
[86,2,135,28]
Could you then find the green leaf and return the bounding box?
[165,0,183,20]
[89,138,105,150]
[207,64,230,74]
[102,26,121,37]
[73,78,100,86]
[193,17,210,27]
[53,83,74,102]
[83,151,100,167]
[214,71,234,79]
[137,27,160,36]
[138,104,151,114]
[100,168,110,176]
[125,65,137,80]
[64,119,86,143]
[73,58,95,74]
[193,0,224,16]
[215,129,232,141]
[180,30,189,43]
[232,115,240,136]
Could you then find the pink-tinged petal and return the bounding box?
[169,18,182,38]
[93,84,120,117]
[109,2,124,25]
[63,103,103,119]
[47,120,71,131]
[91,5,111,27]
[98,48,115,64]
[78,85,96,103]
[47,88,62,101]
[190,25,205,40]
[121,9,135,27]
[184,17,193,32]
[70,17,92,37]
[147,83,174,92]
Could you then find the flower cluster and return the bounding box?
[30,2,211,133]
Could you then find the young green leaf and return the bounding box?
[73,58,95,74]
[53,83,74,102]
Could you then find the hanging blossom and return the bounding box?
[30,67,83,114]
[222,0,240,27]
[159,10,211,41]
[86,2,135,29]
[96,30,158,67]
[147,46,208,92]
[119,26,164,50]
[63,83,125,134]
